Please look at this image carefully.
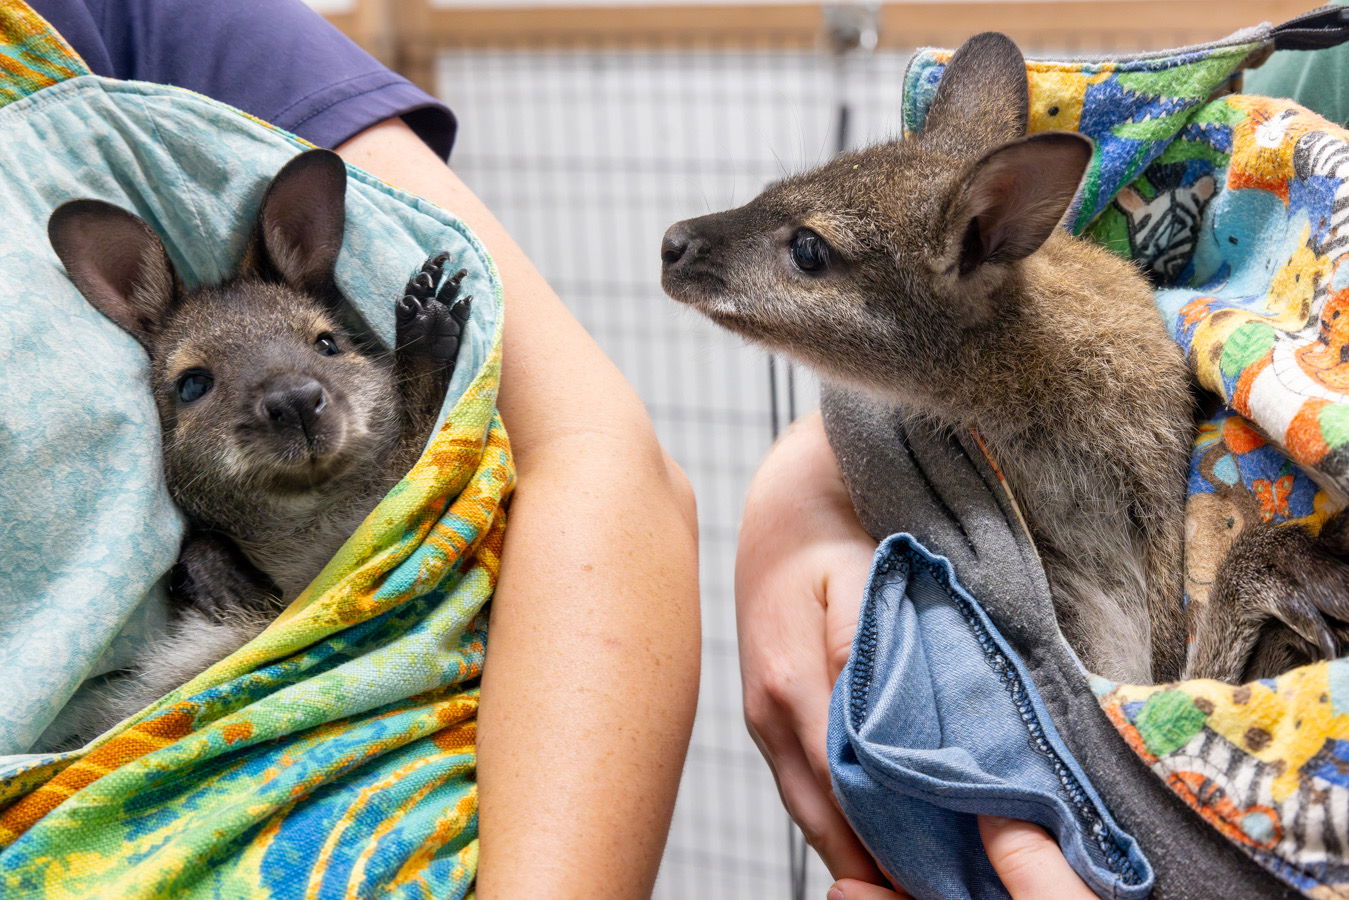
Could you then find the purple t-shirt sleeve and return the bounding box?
[29,0,456,159]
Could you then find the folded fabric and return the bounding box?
[830,535,1153,900]
[1245,0,1349,129]
[0,5,510,897]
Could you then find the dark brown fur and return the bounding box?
[151,278,408,595]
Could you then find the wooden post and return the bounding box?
[391,0,438,92]
[398,1,1308,51]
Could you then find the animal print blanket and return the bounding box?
[902,12,1349,896]
[0,5,509,897]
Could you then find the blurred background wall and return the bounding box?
[311,2,1308,895]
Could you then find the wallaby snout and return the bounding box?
[662,216,724,277]
[260,374,327,436]
[660,221,699,269]
[661,211,763,311]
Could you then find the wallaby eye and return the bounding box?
[176,370,214,403]
[790,229,830,275]
[315,333,341,356]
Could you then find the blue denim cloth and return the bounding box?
[829,534,1155,899]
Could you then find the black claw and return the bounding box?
[451,296,473,324]
[434,269,468,305]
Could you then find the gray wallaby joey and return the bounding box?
[664,31,1349,685]
[664,32,1194,683]
[46,149,470,745]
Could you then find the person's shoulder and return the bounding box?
[29,0,456,159]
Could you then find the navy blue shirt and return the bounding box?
[29,0,456,159]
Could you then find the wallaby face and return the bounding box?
[148,281,398,517]
[49,151,400,531]
[45,149,471,748]
[662,34,1091,409]
[48,151,415,545]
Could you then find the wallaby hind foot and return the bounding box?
[1188,511,1349,682]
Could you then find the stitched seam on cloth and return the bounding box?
[288,78,407,131]
[914,33,1265,71]
[847,557,894,731]
[914,555,1144,887]
[4,78,498,287]
[270,69,389,122]
[140,92,209,264]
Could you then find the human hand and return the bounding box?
[827,816,1097,899]
[737,411,884,882]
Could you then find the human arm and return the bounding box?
[337,119,701,897]
[736,410,884,883]
[738,411,1091,896]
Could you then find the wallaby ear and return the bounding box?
[246,148,347,293]
[950,131,1093,275]
[48,199,179,348]
[923,32,1029,153]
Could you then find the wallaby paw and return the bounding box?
[170,532,281,623]
[1190,518,1349,681]
[396,253,472,371]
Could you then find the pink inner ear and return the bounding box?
[49,200,177,344]
[959,132,1092,270]
[258,153,346,291]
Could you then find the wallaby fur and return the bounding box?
[46,149,469,747]
[662,32,1194,683]
[664,32,1349,685]
[1189,511,1349,682]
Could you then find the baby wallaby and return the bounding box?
[47,149,470,744]
[662,32,1194,683]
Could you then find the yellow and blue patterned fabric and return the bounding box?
[0,5,511,897]
[905,19,1349,895]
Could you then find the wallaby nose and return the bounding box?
[262,376,327,434]
[661,223,693,268]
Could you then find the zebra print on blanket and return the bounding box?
[1115,163,1216,286]
[1294,128,1349,260]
